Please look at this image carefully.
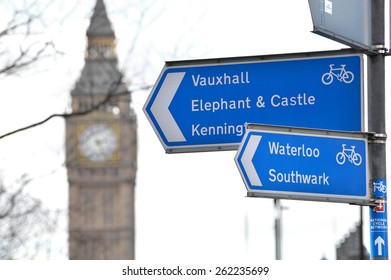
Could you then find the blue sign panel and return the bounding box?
[235,125,370,204]
[370,179,388,259]
[144,51,363,152]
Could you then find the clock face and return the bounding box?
[79,123,117,162]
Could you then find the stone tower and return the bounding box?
[65,0,137,259]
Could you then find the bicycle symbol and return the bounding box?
[336,144,362,166]
[322,64,354,85]
[373,181,387,193]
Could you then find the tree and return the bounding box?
[0,0,69,259]
[0,0,59,78]
[0,173,59,259]
[0,0,154,259]
[0,0,154,140]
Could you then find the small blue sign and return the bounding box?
[144,51,363,152]
[235,125,370,204]
[370,179,388,259]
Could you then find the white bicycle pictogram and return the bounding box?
[373,181,387,193]
[322,64,354,85]
[336,144,362,166]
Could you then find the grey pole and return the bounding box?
[359,206,365,259]
[274,199,282,260]
[368,0,388,260]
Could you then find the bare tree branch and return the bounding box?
[0,0,157,260]
[0,1,61,78]
[0,41,57,75]
[0,83,151,140]
[0,173,59,260]
[0,0,157,140]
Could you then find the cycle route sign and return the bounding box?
[370,179,388,258]
[144,50,363,153]
[235,124,372,205]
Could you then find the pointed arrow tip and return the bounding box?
[241,135,263,187]
[150,72,186,143]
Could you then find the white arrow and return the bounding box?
[241,135,263,187]
[375,236,385,256]
[151,72,186,142]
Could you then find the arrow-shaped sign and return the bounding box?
[375,236,385,256]
[144,50,363,153]
[235,124,370,205]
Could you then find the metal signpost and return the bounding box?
[144,50,363,153]
[235,124,372,205]
[309,0,388,260]
[144,0,388,260]
[366,0,388,260]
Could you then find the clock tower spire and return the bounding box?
[86,0,116,60]
[66,0,137,260]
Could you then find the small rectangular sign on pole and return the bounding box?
[370,179,388,259]
[235,124,373,205]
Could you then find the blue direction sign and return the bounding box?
[235,124,372,205]
[144,50,363,153]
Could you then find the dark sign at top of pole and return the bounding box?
[308,0,373,50]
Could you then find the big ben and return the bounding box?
[65,0,137,259]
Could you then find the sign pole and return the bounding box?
[274,199,282,260]
[368,0,388,260]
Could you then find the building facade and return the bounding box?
[336,223,369,260]
[65,0,137,260]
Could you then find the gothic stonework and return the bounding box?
[66,0,137,260]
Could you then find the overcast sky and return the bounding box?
[0,0,390,261]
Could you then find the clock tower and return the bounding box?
[65,0,137,259]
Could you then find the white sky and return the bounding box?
[0,0,390,261]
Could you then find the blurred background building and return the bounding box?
[336,223,369,260]
[65,0,137,260]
